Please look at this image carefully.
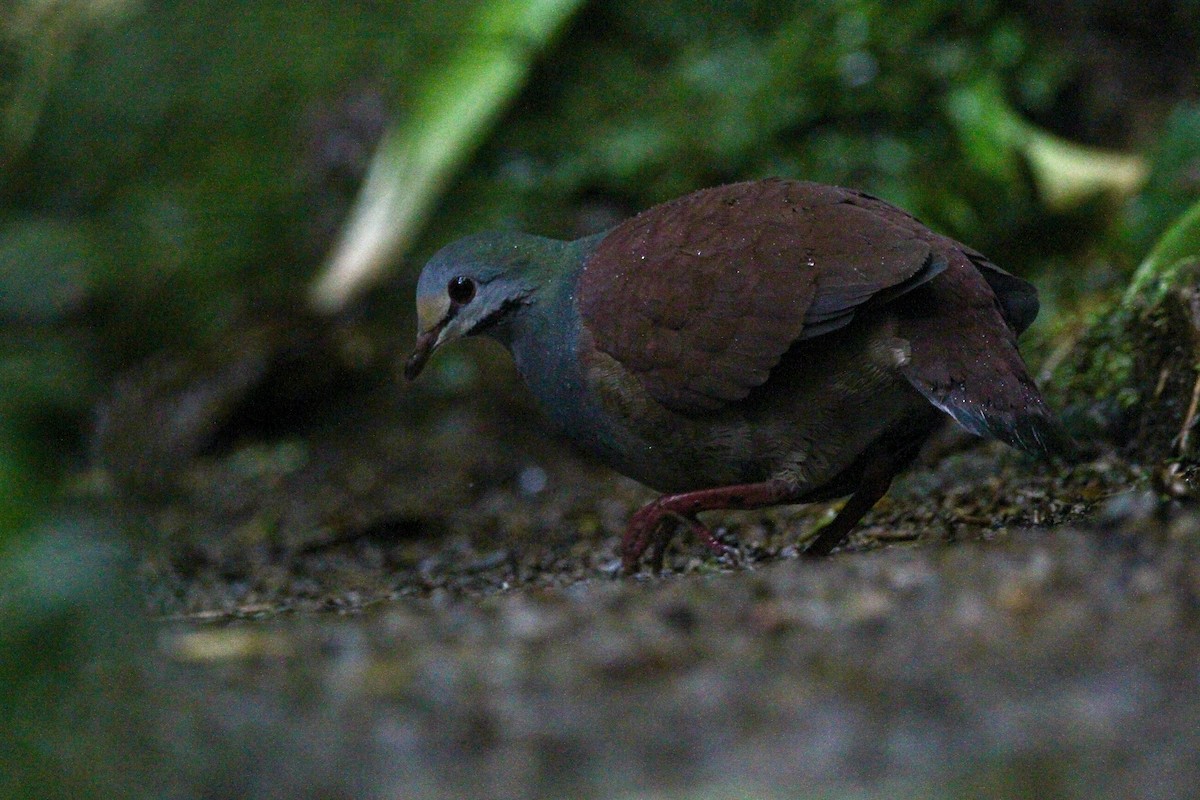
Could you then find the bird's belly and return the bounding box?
[606,380,930,495]
[578,319,937,497]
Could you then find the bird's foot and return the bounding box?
[620,500,739,575]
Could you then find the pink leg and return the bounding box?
[620,456,903,573]
[621,480,798,574]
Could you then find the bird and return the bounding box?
[404,178,1065,573]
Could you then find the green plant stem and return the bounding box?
[310,0,586,312]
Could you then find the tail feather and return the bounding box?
[924,390,1074,459]
[895,256,1072,460]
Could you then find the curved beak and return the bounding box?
[404,292,456,381]
[403,316,448,380]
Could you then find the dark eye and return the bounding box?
[447,276,476,305]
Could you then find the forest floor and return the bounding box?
[111,350,1200,800]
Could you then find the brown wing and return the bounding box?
[824,189,1042,334]
[895,255,1066,456]
[577,178,943,414]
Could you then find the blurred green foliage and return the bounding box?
[0,0,451,541]
[439,1,1078,239]
[1126,187,1200,306]
[1,517,159,799]
[1124,103,1200,258]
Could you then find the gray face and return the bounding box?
[403,233,539,380]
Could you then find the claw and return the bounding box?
[689,519,741,566]
[620,500,741,574]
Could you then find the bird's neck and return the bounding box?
[494,234,603,437]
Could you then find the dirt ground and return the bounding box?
[98,339,1200,800]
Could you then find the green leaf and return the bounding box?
[946,78,1147,212]
[311,0,587,311]
[1123,195,1200,307]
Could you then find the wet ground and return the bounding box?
[99,342,1200,799]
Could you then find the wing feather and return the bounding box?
[578,179,943,413]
